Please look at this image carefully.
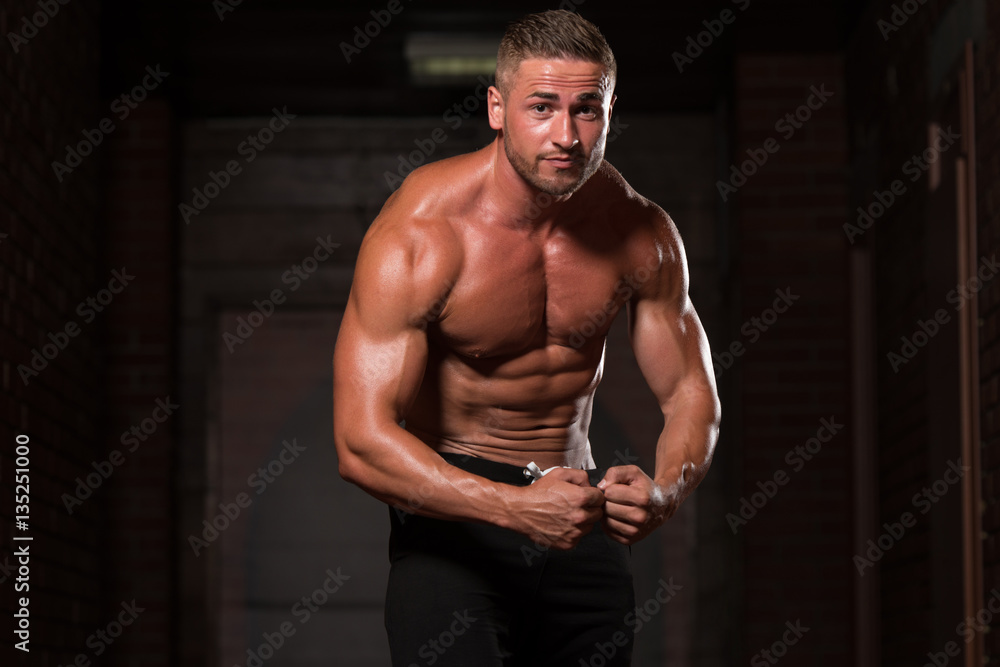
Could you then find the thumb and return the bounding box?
[597,465,639,491]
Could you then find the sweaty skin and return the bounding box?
[333,58,721,549]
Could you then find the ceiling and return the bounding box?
[100,0,867,117]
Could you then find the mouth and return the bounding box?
[543,155,581,169]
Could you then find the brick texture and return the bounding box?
[847,0,996,663]
[0,0,106,664]
[976,0,1000,662]
[0,1,178,665]
[101,99,175,666]
[731,54,853,666]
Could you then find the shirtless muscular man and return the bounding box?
[333,10,721,666]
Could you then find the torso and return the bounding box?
[396,148,662,470]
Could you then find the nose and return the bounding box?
[551,111,579,151]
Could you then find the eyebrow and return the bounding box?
[526,91,604,102]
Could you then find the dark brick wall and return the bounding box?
[976,0,1000,662]
[847,0,992,663]
[847,0,938,654]
[102,99,176,665]
[730,54,853,665]
[0,0,106,664]
[0,1,177,664]
[11,2,998,665]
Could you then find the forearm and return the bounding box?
[652,384,721,503]
[336,422,516,527]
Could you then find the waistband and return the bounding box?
[438,452,603,487]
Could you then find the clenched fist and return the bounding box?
[507,467,606,550]
[597,465,677,545]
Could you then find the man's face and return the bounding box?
[489,57,616,197]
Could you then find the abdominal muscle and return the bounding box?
[404,343,602,471]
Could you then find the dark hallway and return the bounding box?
[2,1,997,666]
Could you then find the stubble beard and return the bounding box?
[503,127,604,197]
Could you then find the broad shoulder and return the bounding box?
[352,153,485,318]
[591,162,683,271]
[368,149,487,242]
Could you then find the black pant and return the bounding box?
[385,453,635,666]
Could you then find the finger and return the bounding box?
[542,480,603,508]
[602,500,648,526]
[602,483,647,507]
[596,465,630,489]
[545,467,591,486]
[597,465,642,491]
[579,487,607,508]
[601,515,641,543]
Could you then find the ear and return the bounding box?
[488,86,505,131]
[608,93,617,118]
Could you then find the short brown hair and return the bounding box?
[495,10,617,96]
